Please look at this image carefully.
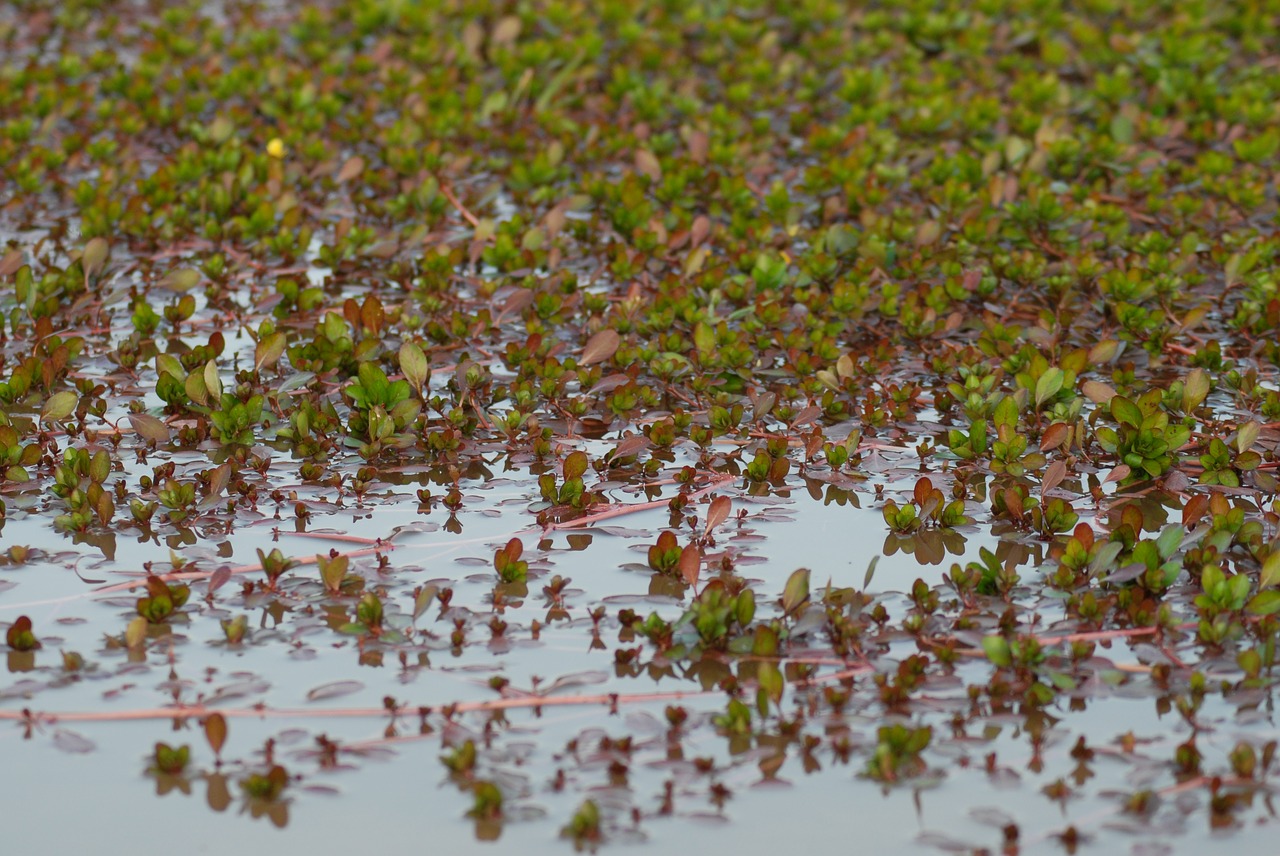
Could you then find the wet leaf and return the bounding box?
[544,671,610,694]
[1103,564,1149,585]
[127,413,170,444]
[1082,380,1116,405]
[1247,590,1280,616]
[1034,368,1064,408]
[161,268,201,292]
[1183,368,1210,411]
[1042,460,1067,495]
[782,567,810,616]
[705,495,732,535]
[205,463,231,498]
[81,237,109,283]
[41,391,77,423]
[254,332,287,373]
[1110,395,1142,427]
[1236,421,1260,454]
[982,636,1011,668]
[413,584,439,621]
[634,148,662,181]
[1261,551,1280,589]
[207,566,232,596]
[204,713,227,756]
[203,360,222,404]
[306,680,364,702]
[580,329,619,366]
[1040,422,1070,451]
[678,544,701,588]
[53,730,96,754]
[1105,464,1131,484]
[399,341,429,393]
[563,450,588,481]
[124,617,147,649]
[0,248,23,277]
[336,155,365,183]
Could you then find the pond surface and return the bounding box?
[4,1,1280,854]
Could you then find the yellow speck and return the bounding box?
[266,138,286,159]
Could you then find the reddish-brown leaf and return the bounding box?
[204,713,227,757]
[1040,422,1070,451]
[0,248,24,277]
[790,405,821,428]
[1082,380,1116,405]
[678,544,701,588]
[127,413,170,444]
[336,155,365,183]
[612,433,650,460]
[1104,464,1131,484]
[705,495,732,535]
[913,477,933,507]
[1042,460,1067,495]
[1182,493,1209,527]
[580,329,620,366]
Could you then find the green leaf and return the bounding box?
[156,353,185,380]
[1110,395,1142,427]
[1236,421,1260,454]
[781,567,810,616]
[1155,525,1183,561]
[757,661,784,703]
[41,390,78,423]
[161,267,201,292]
[184,368,208,407]
[81,237,110,283]
[1247,590,1280,616]
[693,322,715,356]
[1088,340,1120,364]
[982,636,1012,668]
[254,332,287,373]
[203,360,222,405]
[1183,368,1210,411]
[1203,564,1225,592]
[863,555,879,589]
[1034,368,1064,408]
[399,341,429,394]
[993,394,1018,429]
[1047,671,1078,691]
[1236,451,1262,471]
[413,585,439,621]
[1110,112,1133,144]
[1261,551,1280,589]
[563,450,588,481]
[125,616,147,649]
[317,553,349,593]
